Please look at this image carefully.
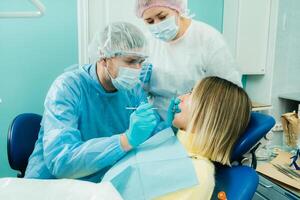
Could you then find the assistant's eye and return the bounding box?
[145,19,154,24]
[158,15,167,20]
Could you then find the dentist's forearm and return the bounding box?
[120,133,133,152]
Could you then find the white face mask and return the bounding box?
[108,66,141,91]
[148,15,179,42]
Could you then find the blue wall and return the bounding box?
[0,1,78,177]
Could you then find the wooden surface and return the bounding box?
[257,151,300,191]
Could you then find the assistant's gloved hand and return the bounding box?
[166,97,181,127]
[139,62,153,84]
[125,103,158,148]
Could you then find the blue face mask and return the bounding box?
[108,66,141,91]
[148,16,179,42]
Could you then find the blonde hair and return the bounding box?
[185,77,251,165]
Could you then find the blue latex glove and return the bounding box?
[125,103,158,147]
[139,62,153,83]
[166,97,181,127]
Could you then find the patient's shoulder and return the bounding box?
[191,155,215,174]
[191,155,215,182]
[191,155,215,198]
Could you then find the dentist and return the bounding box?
[25,22,159,182]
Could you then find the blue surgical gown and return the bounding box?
[25,64,150,182]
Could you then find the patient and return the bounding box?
[158,76,252,199]
[103,76,252,200]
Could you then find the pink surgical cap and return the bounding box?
[136,0,187,18]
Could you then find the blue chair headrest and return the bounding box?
[231,112,275,161]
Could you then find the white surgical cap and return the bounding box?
[88,22,148,63]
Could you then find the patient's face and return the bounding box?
[173,93,191,130]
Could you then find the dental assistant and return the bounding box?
[25,22,159,182]
[136,0,242,119]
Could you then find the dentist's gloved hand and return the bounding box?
[166,97,181,126]
[125,103,158,148]
[139,62,153,83]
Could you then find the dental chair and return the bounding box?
[7,112,275,199]
[212,112,275,200]
[7,113,42,178]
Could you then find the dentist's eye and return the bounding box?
[126,59,137,64]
